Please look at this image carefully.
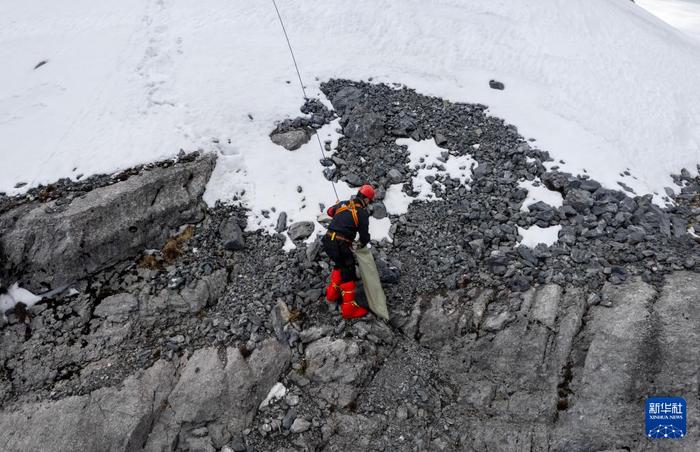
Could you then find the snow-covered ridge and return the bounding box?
[2,0,700,228]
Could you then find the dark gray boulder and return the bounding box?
[565,189,594,212]
[344,107,386,145]
[219,217,245,251]
[329,86,364,114]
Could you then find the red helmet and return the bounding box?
[358,184,375,201]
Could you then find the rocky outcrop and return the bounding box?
[0,360,177,452]
[0,339,289,452]
[308,275,700,451]
[145,339,290,451]
[0,153,216,291]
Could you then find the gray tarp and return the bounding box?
[354,247,390,320]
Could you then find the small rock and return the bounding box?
[489,80,505,90]
[387,168,403,184]
[345,173,364,187]
[282,408,297,430]
[285,393,300,406]
[472,162,492,179]
[219,217,245,251]
[288,221,315,241]
[434,132,448,146]
[270,129,311,151]
[290,417,311,434]
[396,405,408,420]
[230,436,246,452]
[275,212,288,233]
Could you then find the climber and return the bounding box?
[322,184,375,319]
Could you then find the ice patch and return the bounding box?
[519,178,563,211]
[517,225,562,248]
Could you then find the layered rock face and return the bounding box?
[0,153,216,291]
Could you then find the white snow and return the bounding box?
[382,138,476,214]
[395,138,476,200]
[0,283,42,314]
[259,382,286,409]
[383,184,412,216]
[517,225,562,249]
[519,179,563,211]
[369,217,393,243]
[3,0,700,234]
[638,0,700,41]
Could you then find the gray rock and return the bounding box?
[480,310,514,332]
[565,189,594,212]
[387,168,403,184]
[434,132,448,146]
[306,238,322,262]
[371,202,387,219]
[541,171,570,192]
[529,284,562,328]
[290,417,311,434]
[344,172,364,187]
[418,294,459,349]
[330,86,364,114]
[142,269,227,316]
[472,162,493,179]
[304,337,372,408]
[270,129,311,151]
[375,257,400,284]
[282,408,297,430]
[579,179,601,192]
[489,80,505,90]
[300,325,331,343]
[93,293,138,323]
[288,221,315,241]
[145,339,290,450]
[275,211,288,233]
[0,153,216,291]
[0,360,176,452]
[270,300,292,341]
[344,107,386,144]
[219,217,245,251]
[552,279,656,449]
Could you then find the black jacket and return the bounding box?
[326,196,370,245]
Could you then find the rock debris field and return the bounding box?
[1,80,699,451]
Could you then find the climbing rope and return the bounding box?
[271,0,339,200]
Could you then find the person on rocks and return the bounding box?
[322,184,375,319]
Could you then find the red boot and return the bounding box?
[339,281,368,319]
[325,269,342,303]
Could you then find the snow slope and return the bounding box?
[638,0,700,41]
[2,0,700,235]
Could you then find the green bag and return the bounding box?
[354,247,390,320]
